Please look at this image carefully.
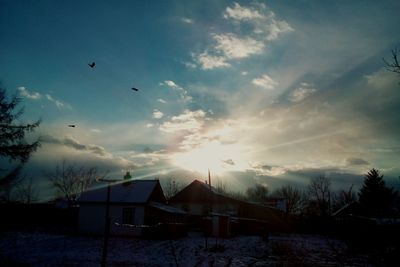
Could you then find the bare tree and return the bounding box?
[246,183,269,203]
[163,178,183,200]
[14,176,38,203]
[332,184,357,212]
[273,185,304,214]
[306,175,332,216]
[214,178,227,194]
[383,48,400,75]
[46,161,107,203]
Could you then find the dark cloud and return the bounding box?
[143,147,154,154]
[40,135,108,157]
[222,159,235,166]
[345,157,369,166]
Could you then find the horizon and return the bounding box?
[1,0,400,201]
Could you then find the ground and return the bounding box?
[0,231,370,267]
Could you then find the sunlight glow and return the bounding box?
[171,140,247,175]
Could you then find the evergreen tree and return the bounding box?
[358,168,396,217]
[0,87,40,201]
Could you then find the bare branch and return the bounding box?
[46,161,107,203]
[383,48,400,74]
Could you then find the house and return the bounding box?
[169,180,286,234]
[78,179,186,237]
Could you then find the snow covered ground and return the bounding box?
[0,231,370,267]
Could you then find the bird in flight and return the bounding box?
[88,62,95,68]
[131,87,139,92]
[68,125,76,128]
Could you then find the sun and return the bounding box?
[171,140,246,175]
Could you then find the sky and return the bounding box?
[1,0,400,200]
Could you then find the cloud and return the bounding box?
[157,98,167,104]
[90,128,102,133]
[223,2,293,41]
[181,17,193,24]
[146,123,154,128]
[222,159,235,166]
[152,109,164,119]
[223,2,264,21]
[345,157,370,166]
[162,80,179,89]
[160,80,192,103]
[159,109,207,133]
[252,74,278,90]
[17,87,71,109]
[289,82,317,102]
[212,33,265,59]
[364,68,398,89]
[18,87,41,100]
[191,2,293,70]
[40,135,110,157]
[45,94,71,110]
[183,61,197,69]
[142,147,154,153]
[261,16,293,41]
[194,34,264,70]
[248,163,289,177]
[195,52,230,70]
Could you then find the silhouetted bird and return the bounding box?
[88,62,95,68]
[131,87,139,92]
[68,125,76,128]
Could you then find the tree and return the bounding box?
[163,178,183,200]
[383,48,400,75]
[358,168,397,217]
[214,178,227,194]
[332,184,357,212]
[0,87,40,202]
[246,183,269,203]
[306,175,332,216]
[14,176,39,203]
[273,184,304,214]
[46,161,107,203]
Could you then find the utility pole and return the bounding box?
[97,178,120,267]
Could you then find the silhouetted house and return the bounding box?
[332,202,364,219]
[264,197,287,212]
[0,202,78,230]
[78,179,186,237]
[169,180,285,235]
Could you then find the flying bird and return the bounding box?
[88,62,95,68]
[68,125,76,128]
[131,87,139,92]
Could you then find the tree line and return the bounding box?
[240,169,398,218]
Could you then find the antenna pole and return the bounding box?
[208,169,212,191]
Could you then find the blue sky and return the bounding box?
[1,0,400,199]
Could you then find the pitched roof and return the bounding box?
[79,180,164,204]
[169,179,240,204]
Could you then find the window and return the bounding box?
[182,204,189,212]
[122,207,135,224]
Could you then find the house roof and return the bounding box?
[169,179,240,204]
[149,202,187,215]
[79,180,164,204]
[331,202,362,217]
